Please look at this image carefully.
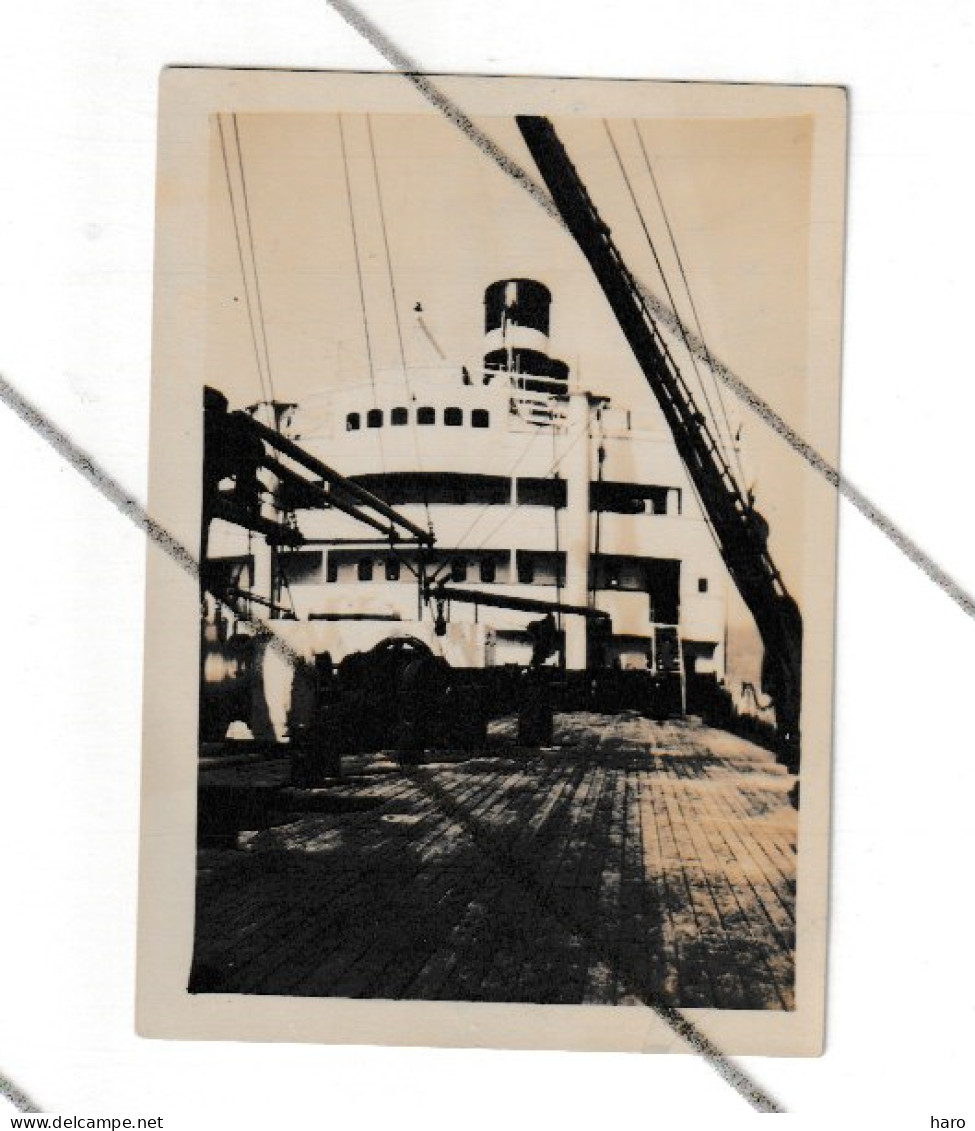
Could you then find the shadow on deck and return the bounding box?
[190,714,796,1009]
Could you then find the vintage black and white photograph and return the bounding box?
[139,70,844,1053]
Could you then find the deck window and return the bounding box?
[205,555,254,595]
[277,550,322,585]
[385,558,401,582]
[450,558,467,582]
[391,406,408,426]
[366,408,383,429]
[444,407,463,427]
[479,558,496,583]
[357,558,374,582]
[471,409,490,429]
[347,472,508,507]
[326,557,338,583]
[516,477,567,509]
[591,481,672,515]
[698,577,709,593]
[517,557,535,585]
[346,412,360,431]
[417,406,435,425]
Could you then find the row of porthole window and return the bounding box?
[333,558,707,591]
[329,558,496,584]
[346,406,490,431]
[325,555,708,594]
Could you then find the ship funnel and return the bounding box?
[483,278,569,392]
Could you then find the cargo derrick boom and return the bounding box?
[203,387,434,546]
[516,116,802,769]
[202,386,434,608]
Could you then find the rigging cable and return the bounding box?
[591,423,605,607]
[425,426,547,586]
[217,114,270,406]
[366,114,433,541]
[338,116,413,595]
[551,423,563,641]
[601,121,755,581]
[632,121,746,488]
[274,546,300,619]
[232,114,277,405]
[245,525,256,621]
[338,115,378,388]
[601,120,736,481]
[337,116,392,488]
[461,423,590,560]
[366,116,408,374]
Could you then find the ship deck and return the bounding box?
[191,713,796,1009]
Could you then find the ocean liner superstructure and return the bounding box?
[203,277,732,742]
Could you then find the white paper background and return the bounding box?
[1,1,972,1125]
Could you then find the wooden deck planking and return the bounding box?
[584,761,628,1004]
[715,776,797,894]
[617,768,664,1005]
[368,764,542,1000]
[548,762,611,1003]
[226,778,447,992]
[664,779,751,1009]
[398,764,545,1004]
[473,756,595,1002]
[378,770,537,1000]
[689,784,792,1009]
[639,781,690,1003]
[673,779,771,1009]
[475,760,602,1005]
[280,766,508,997]
[328,767,533,999]
[190,715,798,1008]
[691,779,795,1008]
[705,781,796,949]
[462,763,580,1003]
[404,759,569,1001]
[650,779,718,1006]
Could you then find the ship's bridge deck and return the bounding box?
[291,363,667,449]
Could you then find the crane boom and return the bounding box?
[516,116,802,768]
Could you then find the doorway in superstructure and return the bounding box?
[589,554,680,623]
[682,640,720,718]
